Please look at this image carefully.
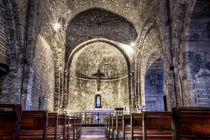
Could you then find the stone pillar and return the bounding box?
[19,0,36,110]
[54,71,60,112]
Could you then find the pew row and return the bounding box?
[20,111,48,140]
[0,104,21,140]
[106,113,142,140]
[48,113,58,140]
[130,113,142,140]
[142,111,172,140]
[0,104,81,140]
[172,107,210,140]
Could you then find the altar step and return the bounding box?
[79,126,107,140]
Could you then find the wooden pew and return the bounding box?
[66,116,75,140]
[67,116,80,140]
[109,114,123,140]
[122,114,131,140]
[0,104,21,140]
[172,107,210,140]
[121,113,142,140]
[142,111,172,140]
[57,114,67,140]
[48,113,58,140]
[131,113,142,140]
[116,115,123,140]
[106,114,112,138]
[74,116,81,139]
[20,110,48,140]
[111,115,117,139]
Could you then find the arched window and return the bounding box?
[95,94,102,108]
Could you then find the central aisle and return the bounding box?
[79,126,107,140]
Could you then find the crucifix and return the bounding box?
[92,69,105,91]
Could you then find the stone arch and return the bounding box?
[65,38,132,112]
[135,18,168,107]
[180,0,210,106]
[65,7,138,61]
[135,18,158,105]
[144,53,167,111]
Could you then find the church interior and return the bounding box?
[0,0,210,139]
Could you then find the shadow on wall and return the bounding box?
[0,64,9,97]
[144,58,167,111]
[185,0,210,107]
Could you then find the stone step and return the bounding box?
[79,126,107,140]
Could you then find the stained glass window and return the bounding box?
[95,94,102,108]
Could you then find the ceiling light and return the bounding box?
[130,42,135,47]
[53,23,61,31]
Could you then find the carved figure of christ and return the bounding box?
[92,69,105,91]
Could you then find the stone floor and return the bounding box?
[79,126,107,140]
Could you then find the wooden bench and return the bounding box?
[105,115,116,139]
[142,111,172,140]
[0,104,21,140]
[172,107,210,140]
[74,116,81,139]
[66,116,80,140]
[105,114,110,137]
[122,114,130,140]
[120,113,142,140]
[20,110,48,140]
[48,113,58,140]
[131,113,142,140]
[116,115,123,140]
[106,114,113,138]
[108,114,123,140]
[57,114,67,140]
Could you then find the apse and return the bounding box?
[68,42,129,113]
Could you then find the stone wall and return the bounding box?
[0,1,8,96]
[0,1,8,65]
[145,58,166,111]
[184,0,210,106]
[68,77,129,113]
[30,35,55,111]
[0,0,22,104]
[67,42,130,113]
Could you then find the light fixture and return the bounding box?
[53,23,61,31]
[130,42,135,47]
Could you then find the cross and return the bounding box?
[92,69,105,91]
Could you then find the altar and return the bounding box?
[83,110,115,125]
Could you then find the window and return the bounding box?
[95,94,102,108]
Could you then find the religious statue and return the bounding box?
[63,91,68,107]
[92,69,105,91]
